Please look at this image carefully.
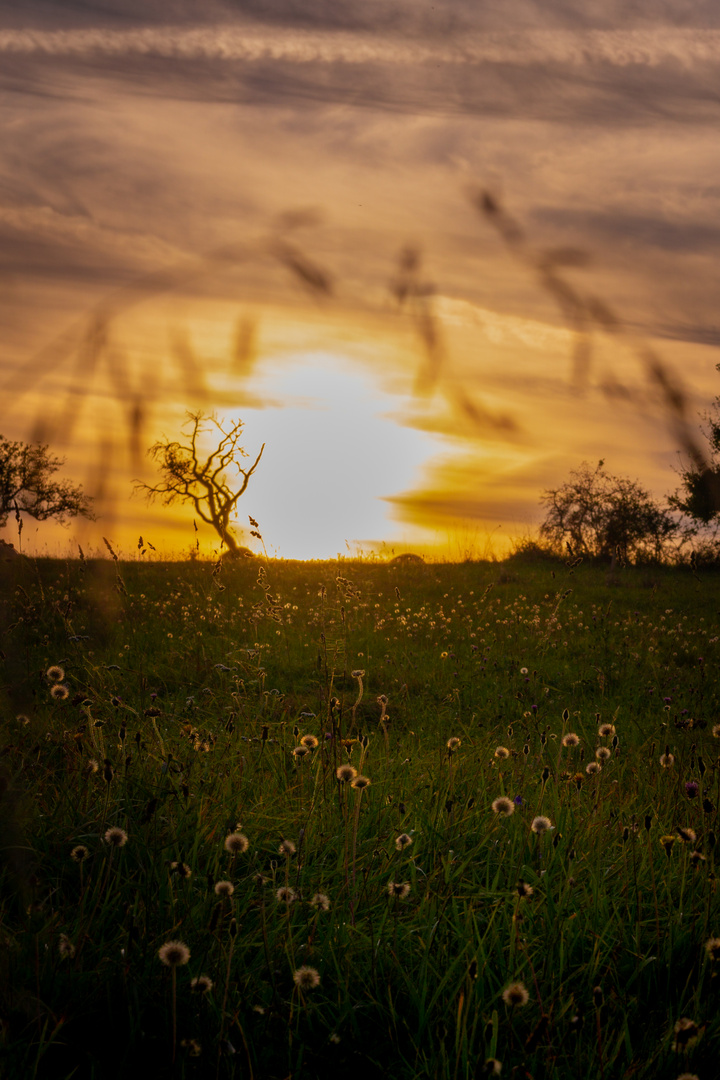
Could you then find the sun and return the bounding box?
[227,351,440,560]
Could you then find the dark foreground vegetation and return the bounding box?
[1,552,719,1079]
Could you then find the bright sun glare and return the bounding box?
[230,352,440,560]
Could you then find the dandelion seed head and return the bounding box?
[516,880,533,898]
[659,753,675,768]
[595,747,612,762]
[224,832,249,854]
[292,745,310,759]
[494,746,510,760]
[705,936,720,961]
[214,880,234,897]
[158,940,190,967]
[191,974,214,993]
[104,826,127,847]
[293,965,320,990]
[501,981,529,1007]
[70,845,89,863]
[387,881,411,899]
[278,839,296,857]
[531,816,552,835]
[447,737,461,752]
[562,733,580,747]
[676,826,697,844]
[395,832,414,850]
[351,775,371,791]
[310,892,330,911]
[586,762,601,775]
[300,734,319,749]
[336,764,357,783]
[58,933,75,959]
[276,886,296,904]
[492,797,515,817]
[672,1017,699,1051]
[46,665,65,682]
[50,684,69,701]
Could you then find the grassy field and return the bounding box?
[0,551,719,1079]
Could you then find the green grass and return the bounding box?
[0,552,719,1078]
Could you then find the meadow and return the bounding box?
[0,550,718,1079]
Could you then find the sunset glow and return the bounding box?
[2,3,719,558]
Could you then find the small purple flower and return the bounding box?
[514,795,523,806]
[663,697,672,705]
[324,731,333,741]
[685,781,700,799]
[531,704,538,713]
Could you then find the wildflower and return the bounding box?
[520,667,528,675]
[104,826,128,847]
[447,737,461,752]
[293,965,321,990]
[704,937,720,961]
[562,733,580,748]
[502,981,529,1007]
[292,745,310,759]
[300,734,319,749]
[387,881,411,899]
[595,747,611,762]
[494,746,510,760]
[170,861,192,879]
[685,781,700,799]
[440,651,448,659]
[351,775,371,791]
[46,665,65,682]
[158,940,190,967]
[276,886,296,904]
[516,880,533,898]
[70,845,89,863]
[58,933,75,959]
[659,753,675,768]
[492,797,515,817]
[191,974,213,993]
[336,764,357,783]
[214,880,234,897]
[50,684,69,701]
[279,839,296,857]
[531,816,552,835]
[310,893,330,911]
[676,827,697,844]
[598,723,616,737]
[585,762,601,775]
[672,1017,699,1051]
[395,833,413,850]
[690,851,707,866]
[224,832,249,854]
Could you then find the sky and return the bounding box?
[1,0,720,559]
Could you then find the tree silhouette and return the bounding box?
[137,411,264,556]
[540,460,679,563]
[670,362,720,526]
[0,435,93,538]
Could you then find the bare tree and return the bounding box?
[137,411,264,556]
[0,435,93,534]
